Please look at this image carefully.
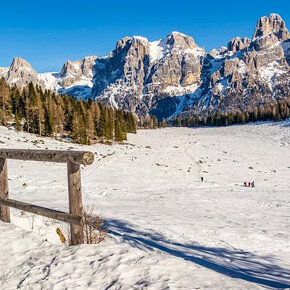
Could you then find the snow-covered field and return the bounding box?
[0,122,290,289]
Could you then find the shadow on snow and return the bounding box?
[106,218,290,289]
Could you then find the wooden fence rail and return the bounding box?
[0,149,95,245]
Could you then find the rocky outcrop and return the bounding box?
[0,57,39,88]
[227,37,251,53]
[59,56,97,87]
[252,13,290,50]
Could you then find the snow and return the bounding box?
[132,36,148,43]
[170,31,188,37]
[149,39,166,63]
[185,47,205,57]
[95,61,105,70]
[72,61,81,71]
[259,61,285,90]
[237,60,248,75]
[0,67,9,76]
[269,13,283,20]
[1,121,290,289]
[9,77,20,84]
[167,87,202,119]
[59,85,92,101]
[163,83,199,96]
[209,58,224,74]
[38,72,60,91]
[38,71,93,99]
[106,84,120,108]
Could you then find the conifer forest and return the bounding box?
[0,78,136,144]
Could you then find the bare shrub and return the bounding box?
[56,207,107,245]
[83,207,107,244]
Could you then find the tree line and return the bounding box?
[171,98,290,127]
[0,78,136,144]
[138,116,167,129]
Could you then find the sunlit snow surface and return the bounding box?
[1,121,290,289]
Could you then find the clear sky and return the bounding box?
[0,0,289,72]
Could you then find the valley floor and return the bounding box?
[0,122,290,289]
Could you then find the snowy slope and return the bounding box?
[149,39,166,63]
[0,122,290,289]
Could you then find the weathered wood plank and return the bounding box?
[0,197,83,225]
[0,158,10,222]
[0,149,94,165]
[67,161,84,245]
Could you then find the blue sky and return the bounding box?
[0,0,289,72]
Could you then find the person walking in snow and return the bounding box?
[251,181,255,188]
[248,182,251,187]
[244,182,247,187]
[201,177,204,182]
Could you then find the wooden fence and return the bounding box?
[0,149,94,245]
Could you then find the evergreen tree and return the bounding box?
[14,115,22,131]
[43,105,54,136]
[114,119,123,142]
[97,106,107,138]
[0,77,10,125]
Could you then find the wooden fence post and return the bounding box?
[0,158,10,223]
[67,161,84,245]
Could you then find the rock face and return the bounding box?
[92,32,205,116]
[227,37,251,53]
[180,13,290,118]
[39,55,97,99]
[59,56,97,87]
[0,13,289,119]
[252,13,290,50]
[0,57,39,88]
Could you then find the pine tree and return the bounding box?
[14,115,22,131]
[85,109,94,144]
[114,119,123,142]
[0,77,11,125]
[43,105,54,136]
[97,106,107,138]
[106,108,114,139]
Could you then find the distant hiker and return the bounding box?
[248,182,251,187]
[201,177,204,182]
[251,181,255,188]
[244,182,247,187]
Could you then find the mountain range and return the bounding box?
[1,13,289,120]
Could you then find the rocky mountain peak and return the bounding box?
[81,56,98,78]
[166,31,197,49]
[2,57,38,88]
[227,37,251,53]
[10,57,33,70]
[60,60,80,78]
[131,36,149,43]
[253,13,290,50]
[115,37,132,53]
[58,56,97,88]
